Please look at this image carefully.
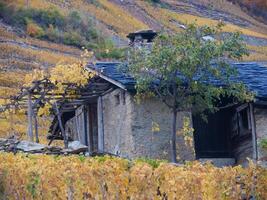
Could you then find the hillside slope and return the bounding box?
[0,0,267,139]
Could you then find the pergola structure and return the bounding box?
[0,76,114,148]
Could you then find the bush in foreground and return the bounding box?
[0,153,266,199]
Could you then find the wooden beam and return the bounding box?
[27,93,34,142]
[33,112,39,143]
[97,96,104,153]
[86,67,127,90]
[249,103,258,160]
[54,102,68,148]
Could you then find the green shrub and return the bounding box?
[45,25,61,42]
[63,31,84,47]
[36,8,65,28]
[260,138,267,149]
[67,11,82,29]
[93,38,124,59]
[144,0,161,4]
[26,20,45,38]
[135,157,166,169]
[95,48,125,60]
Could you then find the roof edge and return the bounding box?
[86,66,127,91]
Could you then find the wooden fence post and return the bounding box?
[27,93,34,142]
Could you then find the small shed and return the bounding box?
[47,61,267,166]
[47,30,267,166]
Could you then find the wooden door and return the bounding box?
[75,105,87,145]
[193,108,233,158]
[87,104,98,152]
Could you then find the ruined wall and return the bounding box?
[255,107,267,164]
[65,117,79,141]
[233,138,253,166]
[102,88,195,161]
[102,89,135,158]
[131,98,195,161]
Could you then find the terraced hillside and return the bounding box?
[0,0,267,140]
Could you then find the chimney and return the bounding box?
[126,30,157,49]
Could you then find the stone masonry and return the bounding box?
[255,108,267,163]
[102,88,195,161]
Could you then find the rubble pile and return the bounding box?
[0,138,88,155]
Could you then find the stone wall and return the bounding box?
[102,88,195,161]
[131,97,195,161]
[233,138,253,166]
[255,107,267,163]
[102,89,135,158]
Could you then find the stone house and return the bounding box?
[48,31,267,166]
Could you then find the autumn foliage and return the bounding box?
[0,153,266,199]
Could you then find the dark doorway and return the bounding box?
[193,103,254,165]
[193,107,233,159]
[87,103,98,153]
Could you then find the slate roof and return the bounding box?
[87,62,136,90]
[234,62,267,100]
[87,62,267,100]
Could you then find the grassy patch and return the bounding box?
[244,45,267,61]
[0,2,125,59]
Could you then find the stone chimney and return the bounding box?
[126,30,157,49]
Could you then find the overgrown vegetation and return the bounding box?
[0,2,125,59]
[0,153,266,199]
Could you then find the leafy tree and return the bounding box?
[128,23,253,163]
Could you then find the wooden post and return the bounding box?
[55,102,68,148]
[9,106,14,135]
[27,93,34,142]
[25,0,29,8]
[249,103,258,160]
[33,111,39,143]
[97,96,104,153]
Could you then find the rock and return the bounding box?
[0,138,90,155]
[16,141,46,152]
[65,141,88,154]
[202,36,215,41]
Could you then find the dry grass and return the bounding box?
[5,0,60,12]
[0,59,40,71]
[0,43,79,65]
[20,37,81,56]
[9,0,149,36]
[243,45,267,61]
[8,0,267,38]
[137,1,267,39]
[0,86,19,98]
[0,27,17,40]
[0,71,26,87]
[191,0,267,32]
[64,0,149,36]
[0,109,51,143]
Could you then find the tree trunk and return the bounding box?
[171,109,177,163]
